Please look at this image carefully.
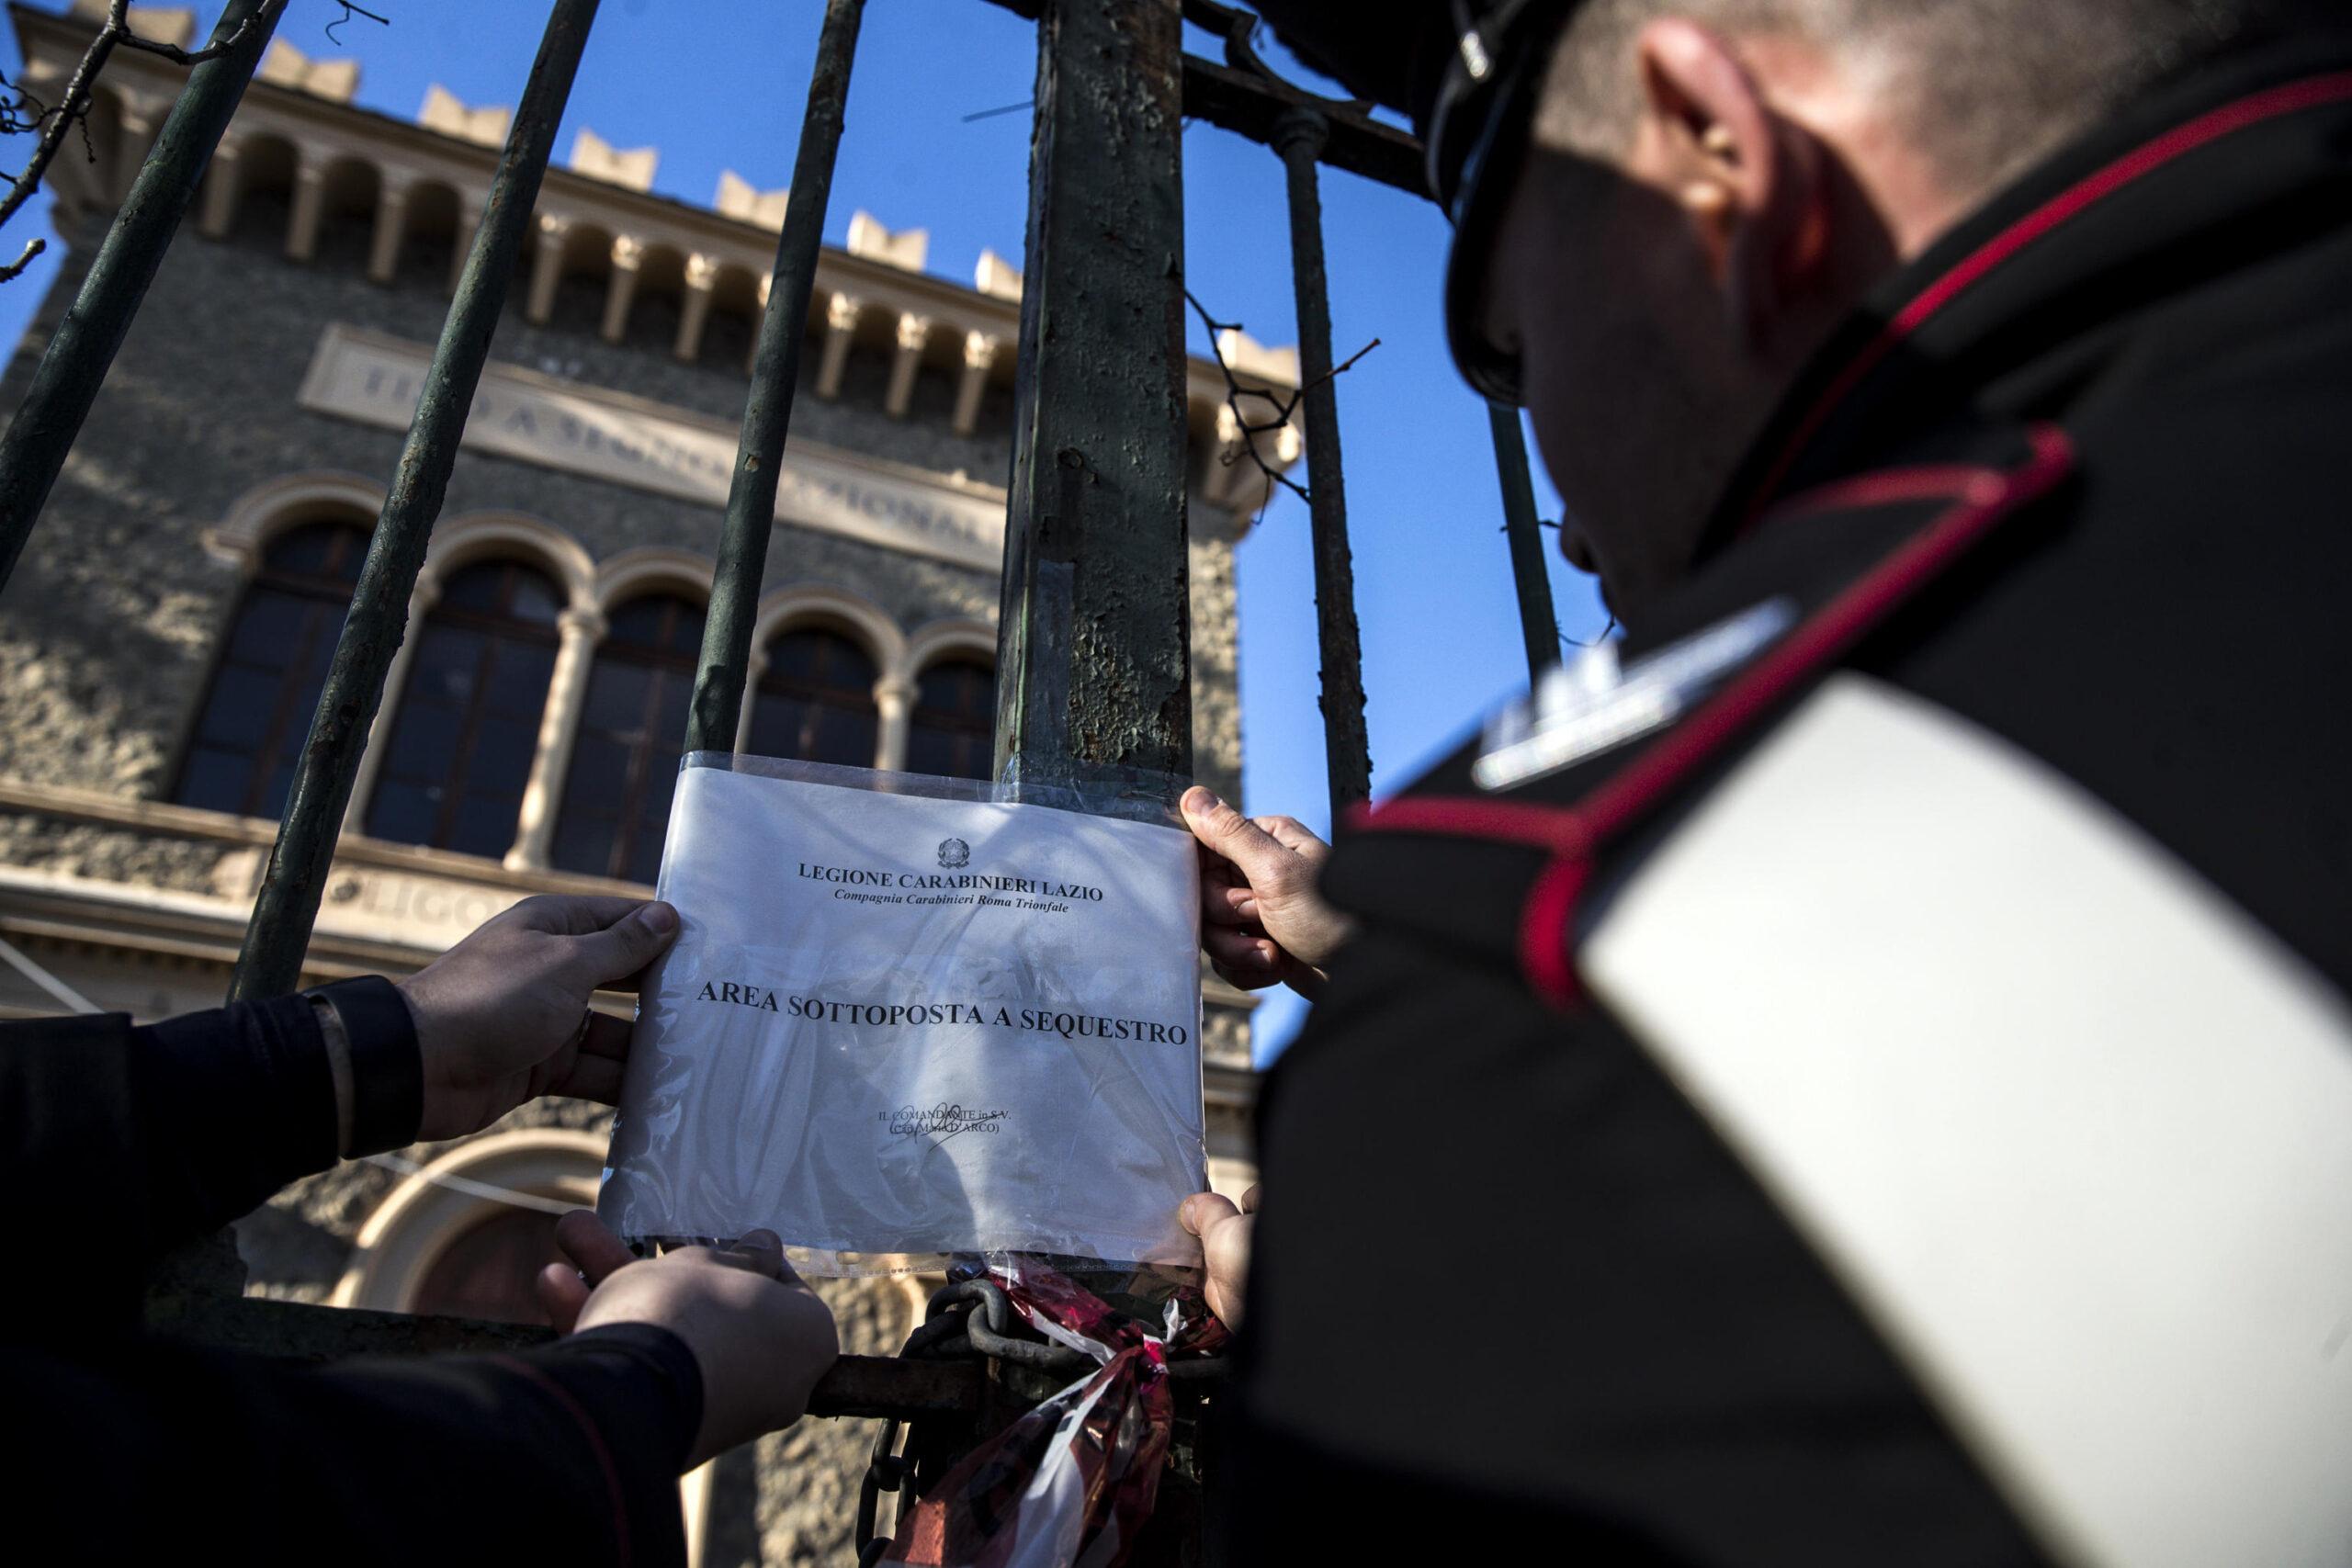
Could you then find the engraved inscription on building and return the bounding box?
[298,323,1009,571]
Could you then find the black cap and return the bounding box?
[1246,0,1463,135]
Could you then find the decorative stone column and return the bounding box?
[343,576,442,837]
[874,676,917,771]
[114,96,165,204]
[197,139,244,239]
[675,254,718,362]
[366,179,413,285]
[524,214,571,325]
[885,314,932,419]
[448,197,481,295]
[814,291,860,399]
[600,234,644,343]
[746,271,774,375]
[507,605,606,871]
[284,163,328,262]
[953,331,1001,436]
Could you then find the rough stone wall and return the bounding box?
[0,812,233,894]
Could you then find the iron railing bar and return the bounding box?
[1182,51,1426,195]
[969,0,1429,196]
[1273,108,1372,818]
[227,0,601,1003]
[0,0,288,595]
[683,0,866,755]
[994,0,1193,788]
[145,1295,987,1417]
[1489,403,1558,680]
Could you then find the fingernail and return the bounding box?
[641,902,678,933]
[1187,788,1220,814]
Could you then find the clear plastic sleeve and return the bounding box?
[597,751,1207,1276]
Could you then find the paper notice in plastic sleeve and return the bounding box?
[598,756,1207,1271]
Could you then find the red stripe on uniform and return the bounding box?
[1519,856,1592,1009]
[1351,424,2077,1006]
[1344,795,1593,856]
[1760,462,2008,525]
[1576,425,2074,843]
[1736,70,2352,530]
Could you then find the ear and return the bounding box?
[1629,19,1828,341]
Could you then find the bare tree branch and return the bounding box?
[0,0,300,284]
[324,3,390,48]
[0,235,47,284]
[112,0,280,65]
[0,18,129,248]
[1184,286,1378,525]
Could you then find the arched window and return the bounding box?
[364,559,562,859]
[175,520,368,819]
[907,657,997,782]
[550,592,706,885]
[746,626,878,767]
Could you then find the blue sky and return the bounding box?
[0,0,1610,1058]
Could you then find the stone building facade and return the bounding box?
[0,6,1294,1562]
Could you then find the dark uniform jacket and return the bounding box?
[1230,27,2352,1567]
[0,990,699,1566]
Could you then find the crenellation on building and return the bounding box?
[17,3,1298,507]
[417,83,512,150]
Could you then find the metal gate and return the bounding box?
[0,0,1560,1559]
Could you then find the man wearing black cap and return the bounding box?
[1180,1,2352,1562]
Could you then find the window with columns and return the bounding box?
[746,626,879,768]
[906,657,998,782]
[364,560,563,859]
[550,592,707,885]
[175,520,368,820]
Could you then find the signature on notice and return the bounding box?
[883,1103,1009,1141]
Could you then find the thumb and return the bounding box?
[566,900,679,987]
[724,1228,787,1280]
[1180,1190,1241,1236]
[555,1209,638,1287]
[1180,788,1291,888]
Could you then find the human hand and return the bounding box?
[396,895,680,1141]
[1179,787,1353,999]
[539,1212,840,1467]
[1180,1185,1259,1329]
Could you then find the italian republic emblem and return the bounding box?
[937,837,970,869]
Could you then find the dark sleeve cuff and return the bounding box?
[308,976,422,1157]
[139,991,340,1224]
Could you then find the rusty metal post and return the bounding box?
[227,0,599,1002]
[684,0,865,754]
[994,0,1192,788]
[0,0,286,594]
[1272,107,1371,818]
[1489,403,1557,680]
